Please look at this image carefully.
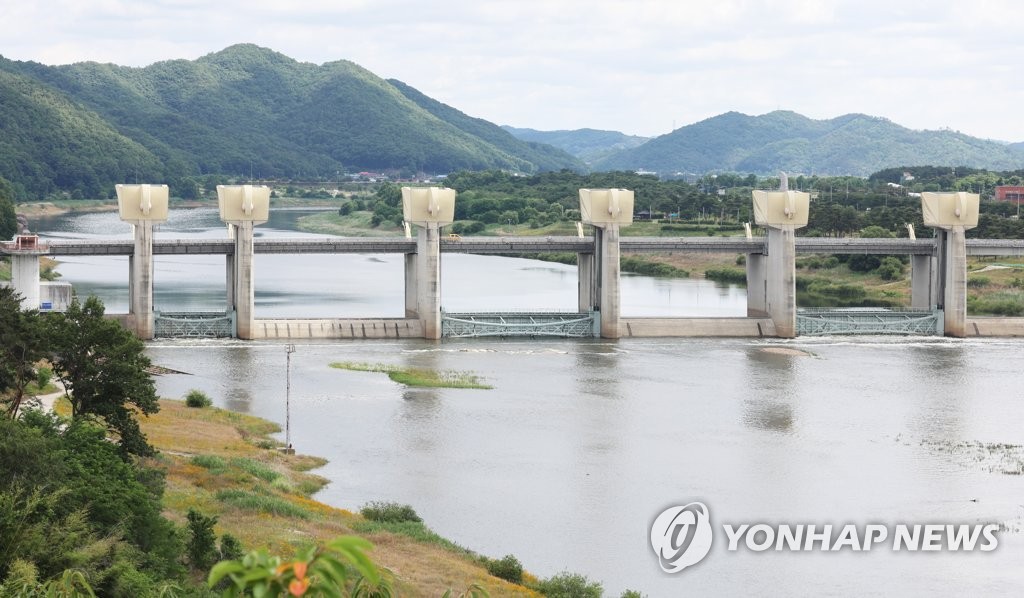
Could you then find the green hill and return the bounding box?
[594,111,1024,176]
[502,126,648,165]
[388,80,582,172]
[0,65,166,198]
[0,44,579,199]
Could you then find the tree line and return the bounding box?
[358,170,1024,239]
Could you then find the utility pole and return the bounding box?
[285,344,296,454]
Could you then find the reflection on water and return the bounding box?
[37,209,747,318]
[742,347,798,433]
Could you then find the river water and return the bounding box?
[35,209,1024,596]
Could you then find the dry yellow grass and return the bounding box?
[142,399,537,597]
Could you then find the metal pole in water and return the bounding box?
[286,344,295,451]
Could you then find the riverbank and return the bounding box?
[140,398,536,596]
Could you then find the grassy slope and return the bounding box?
[141,400,536,597]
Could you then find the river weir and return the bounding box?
[33,208,1024,596]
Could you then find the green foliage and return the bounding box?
[620,590,646,598]
[215,489,311,519]
[185,509,218,571]
[967,275,991,288]
[190,454,227,472]
[184,389,212,408]
[533,571,603,598]
[218,534,244,562]
[0,176,16,238]
[704,267,747,285]
[229,457,281,482]
[351,572,396,598]
[208,536,380,597]
[620,257,688,278]
[442,585,491,598]
[0,416,185,593]
[876,256,906,281]
[331,362,492,389]
[0,561,97,597]
[0,287,47,417]
[45,296,158,456]
[349,520,468,555]
[359,501,421,524]
[483,554,523,584]
[967,291,1024,316]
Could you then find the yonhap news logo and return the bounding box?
[651,501,1000,573]
[649,502,714,573]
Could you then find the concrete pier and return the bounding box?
[939,228,969,337]
[910,254,938,309]
[921,192,979,338]
[217,184,271,340]
[116,184,169,340]
[128,221,156,339]
[579,188,634,339]
[596,225,622,338]
[745,252,767,317]
[416,223,442,339]
[231,221,256,339]
[749,189,810,338]
[9,247,43,310]
[401,186,456,340]
[577,252,596,313]
[404,252,418,318]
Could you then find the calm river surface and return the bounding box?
[36,209,1024,596]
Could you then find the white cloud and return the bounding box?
[2,0,1023,141]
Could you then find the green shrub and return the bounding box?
[350,520,469,555]
[184,389,212,408]
[186,509,219,570]
[621,257,688,277]
[705,267,747,285]
[876,256,906,281]
[191,454,226,471]
[967,292,1024,316]
[360,501,422,524]
[484,554,523,584]
[230,457,281,482]
[215,489,310,519]
[735,254,746,266]
[534,572,603,598]
[621,591,646,598]
[219,534,244,561]
[967,276,991,288]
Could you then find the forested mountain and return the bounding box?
[387,80,583,172]
[593,111,1024,176]
[502,126,649,164]
[0,44,580,199]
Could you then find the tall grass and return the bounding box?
[215,489,310,519]
[330,362,492,389]
[230,457,281,482]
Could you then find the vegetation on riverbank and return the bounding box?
[330,362,493,389]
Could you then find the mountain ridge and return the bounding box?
[0,44,581,197]
[593,110,1024,176]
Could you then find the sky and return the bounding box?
[3,0,1023,142]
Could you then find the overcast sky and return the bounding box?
[3,0,1023,142]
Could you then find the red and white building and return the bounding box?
[994,186,1024,202]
